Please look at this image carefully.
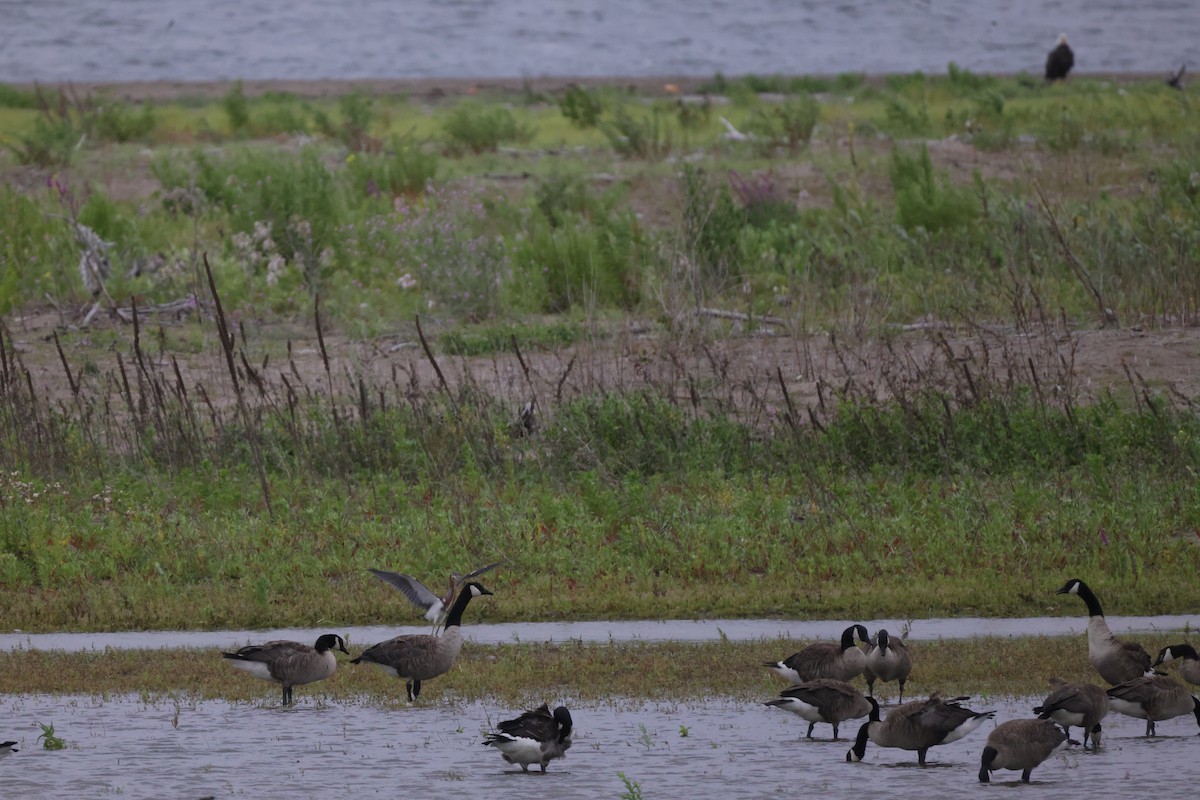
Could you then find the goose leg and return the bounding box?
[405,680,415,702]
[832,722,840,741]
[1021,768,1032,782]
[917,748,929,766]
[412,679,422,700]
[805,722,815,739]
[282,685,293,705]
[1146,719,1155,737]
[897,679,905,704]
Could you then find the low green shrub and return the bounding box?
[10,116,78,166]
[221,80,250,135]
[889,144,980,232]
[598,106,673,159]
[441,104,534,154]
[559,84,603,128]
[91,99,157,142]
[345,136,438,203]
[743,96,820,154]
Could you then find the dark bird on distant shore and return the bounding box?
[1167,64,1186,90]
[1045,34,1074,81]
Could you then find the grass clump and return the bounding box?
[889,144,980,232]
[559,84,604,128]
[743,96,820,154]
[344,136,438,201]
[442,104,534,154]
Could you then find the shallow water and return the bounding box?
[2,614,1195,654]
[1,0,1197,82]
[0,693,1196,800]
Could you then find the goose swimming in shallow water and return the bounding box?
[222,633,349,705]
[978,718,1071,783]
[483,703,574,772]
[765,624,869,684]
[1033,676,1109,749]
[1056,578,1152,685]
[352,581,493,701]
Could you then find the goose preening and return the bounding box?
[1045,33,1074,82]
[1033,676,1109,748]
[1055,578,1151,684]
[1106,675,1200,736]
[765,624,869,684]
[369,561,503,629]
[483,703,574,772]
[0,741,17,758]
[1154,644,1200,687]
[863,629,912,702]
[221,633,349,705]
[764,678,871,740]
[352,581,493,701]
[978,718,1071,783]
[846,695,994,766]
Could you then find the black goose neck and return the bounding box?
[1076,581,1105,617]
[840,625,856,651]
[444,589,475,629]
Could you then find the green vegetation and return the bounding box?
[36,722,65,751]
[0,71,1199,635]
[0,634,1190,703]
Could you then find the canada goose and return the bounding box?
[864,629,912,702]
[1106,675,1200,736]
[765,624,869,684]
[483,703,574,772]
[1055,578,1152,684]
[764,678,871,740]
[1033,676,1109,748]
[1044,33,1074,81]
[978,718,1071,783]
[1154,644,1200,687]
[221,633,349,705]
[846,695,994,766]
[369,561,503,628]
[0,741,17,758]
[352,581,492,701]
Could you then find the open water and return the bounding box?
[1,693,1197,799]
[0,0,1197,83]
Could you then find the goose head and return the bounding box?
[316,634,350,655]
